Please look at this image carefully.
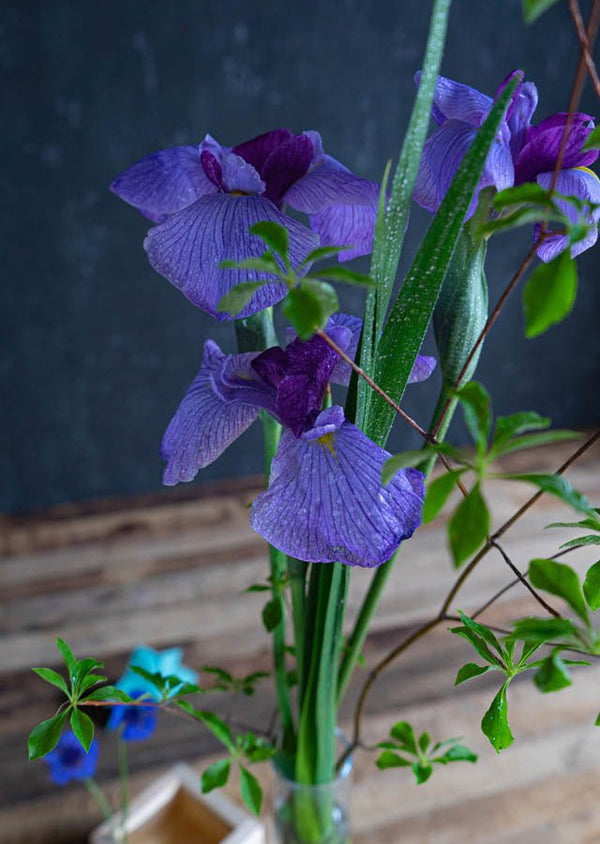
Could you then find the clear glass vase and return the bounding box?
[270,748,353,844]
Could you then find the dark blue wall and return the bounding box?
[3,0,599,512]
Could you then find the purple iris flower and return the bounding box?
[107,688,158,742]
[414,72,600,260]
[160,314,435,567]
[45,730,99,785]
[111,130,379,319]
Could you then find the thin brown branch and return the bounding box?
[490,539,561,618]
[569,0,600,97]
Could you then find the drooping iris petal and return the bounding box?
[111,146,217,223]
[260,134,314,204]
[414,120,514,218]
[535,168,600,262]
[284,154,380,214]
[161,340,261,484]
[515,113,598,184]
[250,406,425,567]
[144,193,318,319]
[45,731,100,786]
[221,152,266,195]
[233,129,296,175]
[309,202,379,262]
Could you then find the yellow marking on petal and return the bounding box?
[575,166,600,182]
[230,190,249,196]
[317,432,337,459]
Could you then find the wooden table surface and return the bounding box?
[1,441,599,844]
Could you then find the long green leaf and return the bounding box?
[368,74,521,446]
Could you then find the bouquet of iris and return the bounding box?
[27,1,600,841]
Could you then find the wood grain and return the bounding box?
[1,441,599,843]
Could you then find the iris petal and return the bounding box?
[250,407,425,567]
[535,168,600,262]
[161,340,261,484]
[144,193,318,319]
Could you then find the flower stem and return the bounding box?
[84,777,113,824]
[118,737,130,844]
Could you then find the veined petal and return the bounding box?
[535,168,600,261]
[284,313,362,387]
[250,407,425,567]
[111,146,217,222]
[508,81,539,158]
[222,152,266,195]
[144,193,318,319]
[309,202,378,261]
[414,120,513,217]
[515,113,598,184]
[283,154,380,215]
[417,72,493,127]
[161,340,261,484]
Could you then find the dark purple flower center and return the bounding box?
[252,334,339,436]
[514,112,599,184]
[200,129,314,205]
[59,745,84,768]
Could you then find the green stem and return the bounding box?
[261,410,295,753]
[84,777,113,825]
[118,737,130,844]
[289,557,308,712]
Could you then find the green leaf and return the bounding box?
[311,266,375,287]
[368,73,521,447]
[438,744,478,763]
[451,628,504,668]
[493,183,555,209]
[201,759,231,793]
[390,721,417,754]
[239,765,263,816]
[202,667,234,683]
[262,598,283,633]
[197,711,235,753]
[422,469,465,524]
[245,584,271,593]
[418,732,431,754]
[376,750,411,769]
[455,381,491,454]
[217,282,265,316]
[479,205,562,237]
[523,0,560,23]
[582,126,600,151]
[448,483,490,568]
[282,282,338,340]
[529,558,589,624]
[301,244,354,265]
[70,707,95,752]
[56,638,77,680]
[510,616,579,644]
[249,221,289,262]
[130,666,167,693]
[533,652,572,693]
[219,255,279,274]
[596,712,600,727]
[507,474,595,516]
[491,429,580,458]
[583,561,600,611]
[455,662,493,686]
[559,535,600,550]
[82,685,131,702]
[32,667,69,696]
[412,762,433,784]
[523,252,578,338]
[481,684,513,753]
[492,411,550,449]
[458,612,504,653]
[28,711,69,761]
[381,449,432,484]
[547,516,600,533]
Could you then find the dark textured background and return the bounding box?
[3,0,599,513]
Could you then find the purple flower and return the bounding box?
[45,730,99,786]
[160,315,434,567]
[414,71,600,260]
[107,689,158,742]
[112,130,379,319]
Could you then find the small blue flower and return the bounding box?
[45,730,99,786]
[106,688,158,742]
[115,646,199,700]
